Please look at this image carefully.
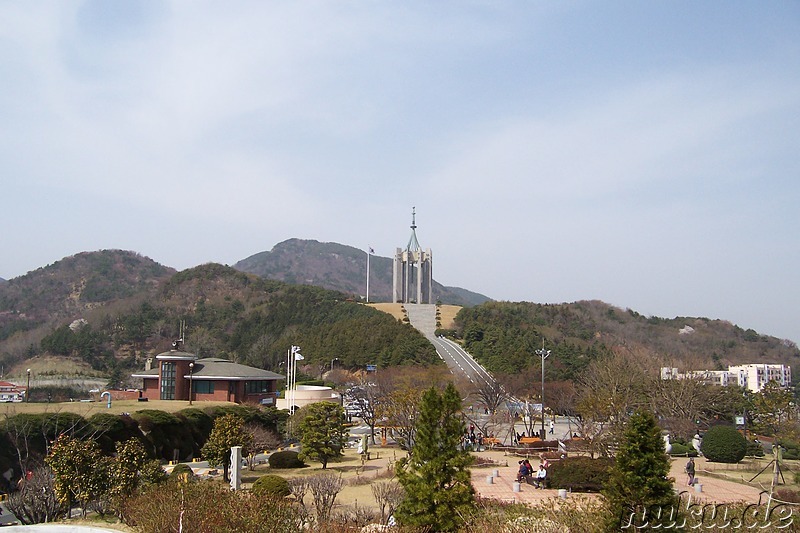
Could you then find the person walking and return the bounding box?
[549,419,555,434]
[685,457,696,486]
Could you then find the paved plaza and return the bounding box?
[471,451,769,506]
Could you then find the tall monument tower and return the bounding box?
[393,208,433,304]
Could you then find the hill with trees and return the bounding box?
[0,250,175,369]
[451,300,800,382]
[233,238,491,307]
[2,247,798,392]
[0,257,439,387]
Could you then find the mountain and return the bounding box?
[8,262,439,383]
[0,250,174,343]
[2,247,797,389]
[234,238,491,307]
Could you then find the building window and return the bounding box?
[245,381,270,394]
[192,381,214,394]
[160,362,176,400]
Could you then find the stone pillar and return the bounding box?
[230,446,242,491]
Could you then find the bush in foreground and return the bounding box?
[252,474,291,498]
[122,479,300,532]
[701,425,747,463]
[547,457,613,492]
[169,463,194,479]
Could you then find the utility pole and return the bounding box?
[535,341,550,440]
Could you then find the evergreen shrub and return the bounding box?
[169,463,194,479]
[547,457,613,492]
[252,474,290,498]
[269,450,306,469]
[668,443,698,457]
[778,440,800,460]
[745,440,765,457]
[701,425,747,463]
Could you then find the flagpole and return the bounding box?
[366,248,371,303]
[285,347,291,433]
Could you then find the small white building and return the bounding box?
[277,385,342,411]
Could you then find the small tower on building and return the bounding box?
[393,208,433,303]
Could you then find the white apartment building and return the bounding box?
[729,364,792,392]
[660,364,792,393]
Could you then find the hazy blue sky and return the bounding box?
[2,2,799,342]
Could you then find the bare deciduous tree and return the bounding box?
[287,477,310,524]
[375,366,450,451]
[307,471,343,523]
[243,423,282,471]
[472,378,506,415]
[7,466,66,525]
[349,380,384,445]
[371,480,404,525]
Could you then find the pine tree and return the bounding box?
[395,383,474,532]
[297,402,347,469]
[602,410,679,529]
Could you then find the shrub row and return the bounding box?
[0,405,286,478]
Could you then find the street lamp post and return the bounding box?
[26,368,31,403]
[188,362,194,405]
[331,358,339,373]
[535,343,550,439]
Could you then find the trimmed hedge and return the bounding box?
[746,440,765,458]
[701,425,747,463]
[252,475,291,498]
[269,450,306,469]
[546,457,613,492]
[668,443,698,457]
[778,440,800,460]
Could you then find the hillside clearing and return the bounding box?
[368,303,462,330]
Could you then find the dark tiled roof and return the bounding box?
[188,358,284,381]
[131,357,284,381]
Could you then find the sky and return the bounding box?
[2,2,799,343]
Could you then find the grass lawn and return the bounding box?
[700,455,800,491]
[242,446,404,511]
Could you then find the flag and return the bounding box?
[368,247,374,254]
[291,345,304,360]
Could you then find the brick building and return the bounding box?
[132,349,284,405]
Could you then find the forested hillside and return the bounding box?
[0,250,174,354]
[234,238,491,306]
[2,261,439,386]
[453,300,800,382]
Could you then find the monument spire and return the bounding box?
[394,207,433,304]
[407,206,422,252]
